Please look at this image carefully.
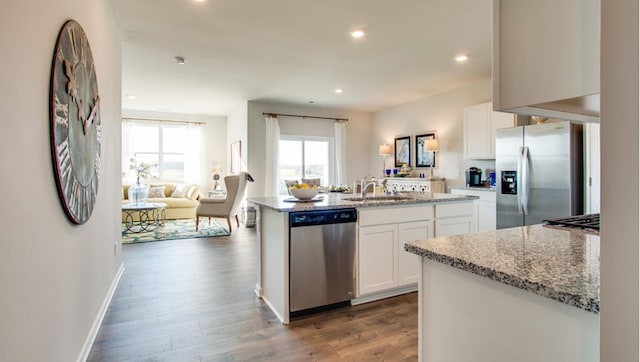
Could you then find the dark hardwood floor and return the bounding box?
[88,226,418,361]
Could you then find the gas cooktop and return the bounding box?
[544,214,600,231]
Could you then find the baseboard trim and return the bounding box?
[254,283,263,298]
[260,295,289,325]
[76,263,125,362]
[351,284,417,305]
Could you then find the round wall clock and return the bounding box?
[49,20,101,224]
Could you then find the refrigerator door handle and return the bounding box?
[517,147,523,215]
[521,146,530,215]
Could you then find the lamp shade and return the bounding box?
[379,144,393,156]
[425,139,440,152]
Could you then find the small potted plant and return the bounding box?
[127,157,157,205]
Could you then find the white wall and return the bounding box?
[600,1,639,360]
[227,101,249,181]
[0,1,122,361]
[246,102,372,198]
[121,109,227,190]
[371,79,492,187]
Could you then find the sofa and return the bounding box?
[122,183,201,221]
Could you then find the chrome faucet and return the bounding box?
[361,177,377,198]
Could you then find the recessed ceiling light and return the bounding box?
[175,56,186,64]
[193,0,206,2]
[335,88,344,94]
[125,94,136,100]
[455,54,469,62]
[350,30,365,39]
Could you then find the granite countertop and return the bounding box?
[248,192,477,212]
[404,224,600,313]
[449,185,496,192]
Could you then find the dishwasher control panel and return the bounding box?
[290,209,357,227]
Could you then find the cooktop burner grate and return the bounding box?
[544,214,600,231]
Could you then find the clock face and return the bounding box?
[50,20,101,224]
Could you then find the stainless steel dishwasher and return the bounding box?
[289,208,357,315]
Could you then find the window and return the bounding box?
[278,136,332,195]
[122,120,203,183]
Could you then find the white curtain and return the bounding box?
[121,120,135,184]
[184,122,204,185]
[334,120,347,185]
[264,115,280,196]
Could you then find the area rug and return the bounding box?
[122,218,230,244]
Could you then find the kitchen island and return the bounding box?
[405,224,600,362]
[248,192,478,324]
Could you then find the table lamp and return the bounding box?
[211,164,222,190]
[379,144,393,177]
[425,139,439,179]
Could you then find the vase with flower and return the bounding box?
[127,157,157,205]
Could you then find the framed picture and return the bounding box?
[416,132,437,167]
[231,140,242,174]
[394,136,411,167]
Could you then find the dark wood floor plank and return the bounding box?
[87,227,418,361]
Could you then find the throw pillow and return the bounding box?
[185,184,198,200]
[171,183,189,198]
[148,186,165,198]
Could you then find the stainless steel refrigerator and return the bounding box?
[496,121,584,229]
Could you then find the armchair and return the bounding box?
[196,172,251,233]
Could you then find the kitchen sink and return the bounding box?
[343,195,414,202]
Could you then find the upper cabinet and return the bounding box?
[463,102,515,159]
[493,0,600,122]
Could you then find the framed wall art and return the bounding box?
[394,136,411,167]
[231,140,242,174]
[416,132,438,167]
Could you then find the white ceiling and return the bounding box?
[110,0,493,117]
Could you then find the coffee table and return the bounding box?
[122,202,167,233]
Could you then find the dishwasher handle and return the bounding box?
[290,209,357,227]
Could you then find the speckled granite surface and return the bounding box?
[405,224,600,313]
[449,186,496,192]
[248,192,477,212]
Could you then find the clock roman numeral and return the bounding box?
[57,139,72,180]
[53,94,69,127]
[67,27,78,63]
[80,185,90,221]
[68,178,79,212]
[79,33,88,65]
[94,152,101,179]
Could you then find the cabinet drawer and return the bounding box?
[435,202,473,218]
[359,205,434,226]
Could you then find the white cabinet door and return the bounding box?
[464,103,491,159]
[464,102,515,159]
[435,217,473,237]
[475,200,497,232]
[358,224,398,295]
[450,189,497,233]
[398,221,433,286]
